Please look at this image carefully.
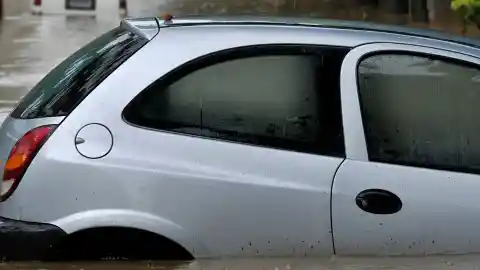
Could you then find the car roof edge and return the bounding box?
[153,15,480,50]
[120,17,160,40]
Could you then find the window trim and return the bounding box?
[122,44,350,157]
[339,42,480,162]
[356,49,480,175]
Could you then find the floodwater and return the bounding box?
[3,3,480,270]
[0,14,117,109]
[4,256,480,270]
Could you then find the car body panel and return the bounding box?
[0,116,64,197]
[333,43,480,255]
[52,209,211,258]
[1,17,480,258]
[334,159,480,256]
[155,16,480,57]
[0,24,349,257]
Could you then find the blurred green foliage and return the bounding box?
[451,0,480,31]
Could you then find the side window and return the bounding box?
[358,52,480,173]
[124,46,348,157]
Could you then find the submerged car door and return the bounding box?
[333,43,480,256]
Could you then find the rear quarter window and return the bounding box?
[11,26,148,119]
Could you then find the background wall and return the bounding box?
[3,0,30,17]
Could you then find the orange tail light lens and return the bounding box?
[1,125,57,201]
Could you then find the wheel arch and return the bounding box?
[51,209,210,258]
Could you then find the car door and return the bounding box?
[332,42,480,256]
[118,41,350,257]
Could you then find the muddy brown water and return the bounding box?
[2,257,480,270]
[2,2,480,269]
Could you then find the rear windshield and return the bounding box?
[11,26,148,119]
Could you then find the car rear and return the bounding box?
[0,18,158,260]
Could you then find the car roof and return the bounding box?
[123,15,480,52]
[157,15,480,47]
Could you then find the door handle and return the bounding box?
[355,189,402,215]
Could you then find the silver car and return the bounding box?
[1,15,480,261]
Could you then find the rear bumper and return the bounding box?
[0,216,67,261]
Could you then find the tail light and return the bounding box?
[34,0,42,6]
[1,125,57,201]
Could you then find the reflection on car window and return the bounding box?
[358,53,480,173]
[11,26,148,119]
[124,46,348,156]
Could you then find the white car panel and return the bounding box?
[4,25,350,258]
[1,17,480,259]
[333,43,480,256]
